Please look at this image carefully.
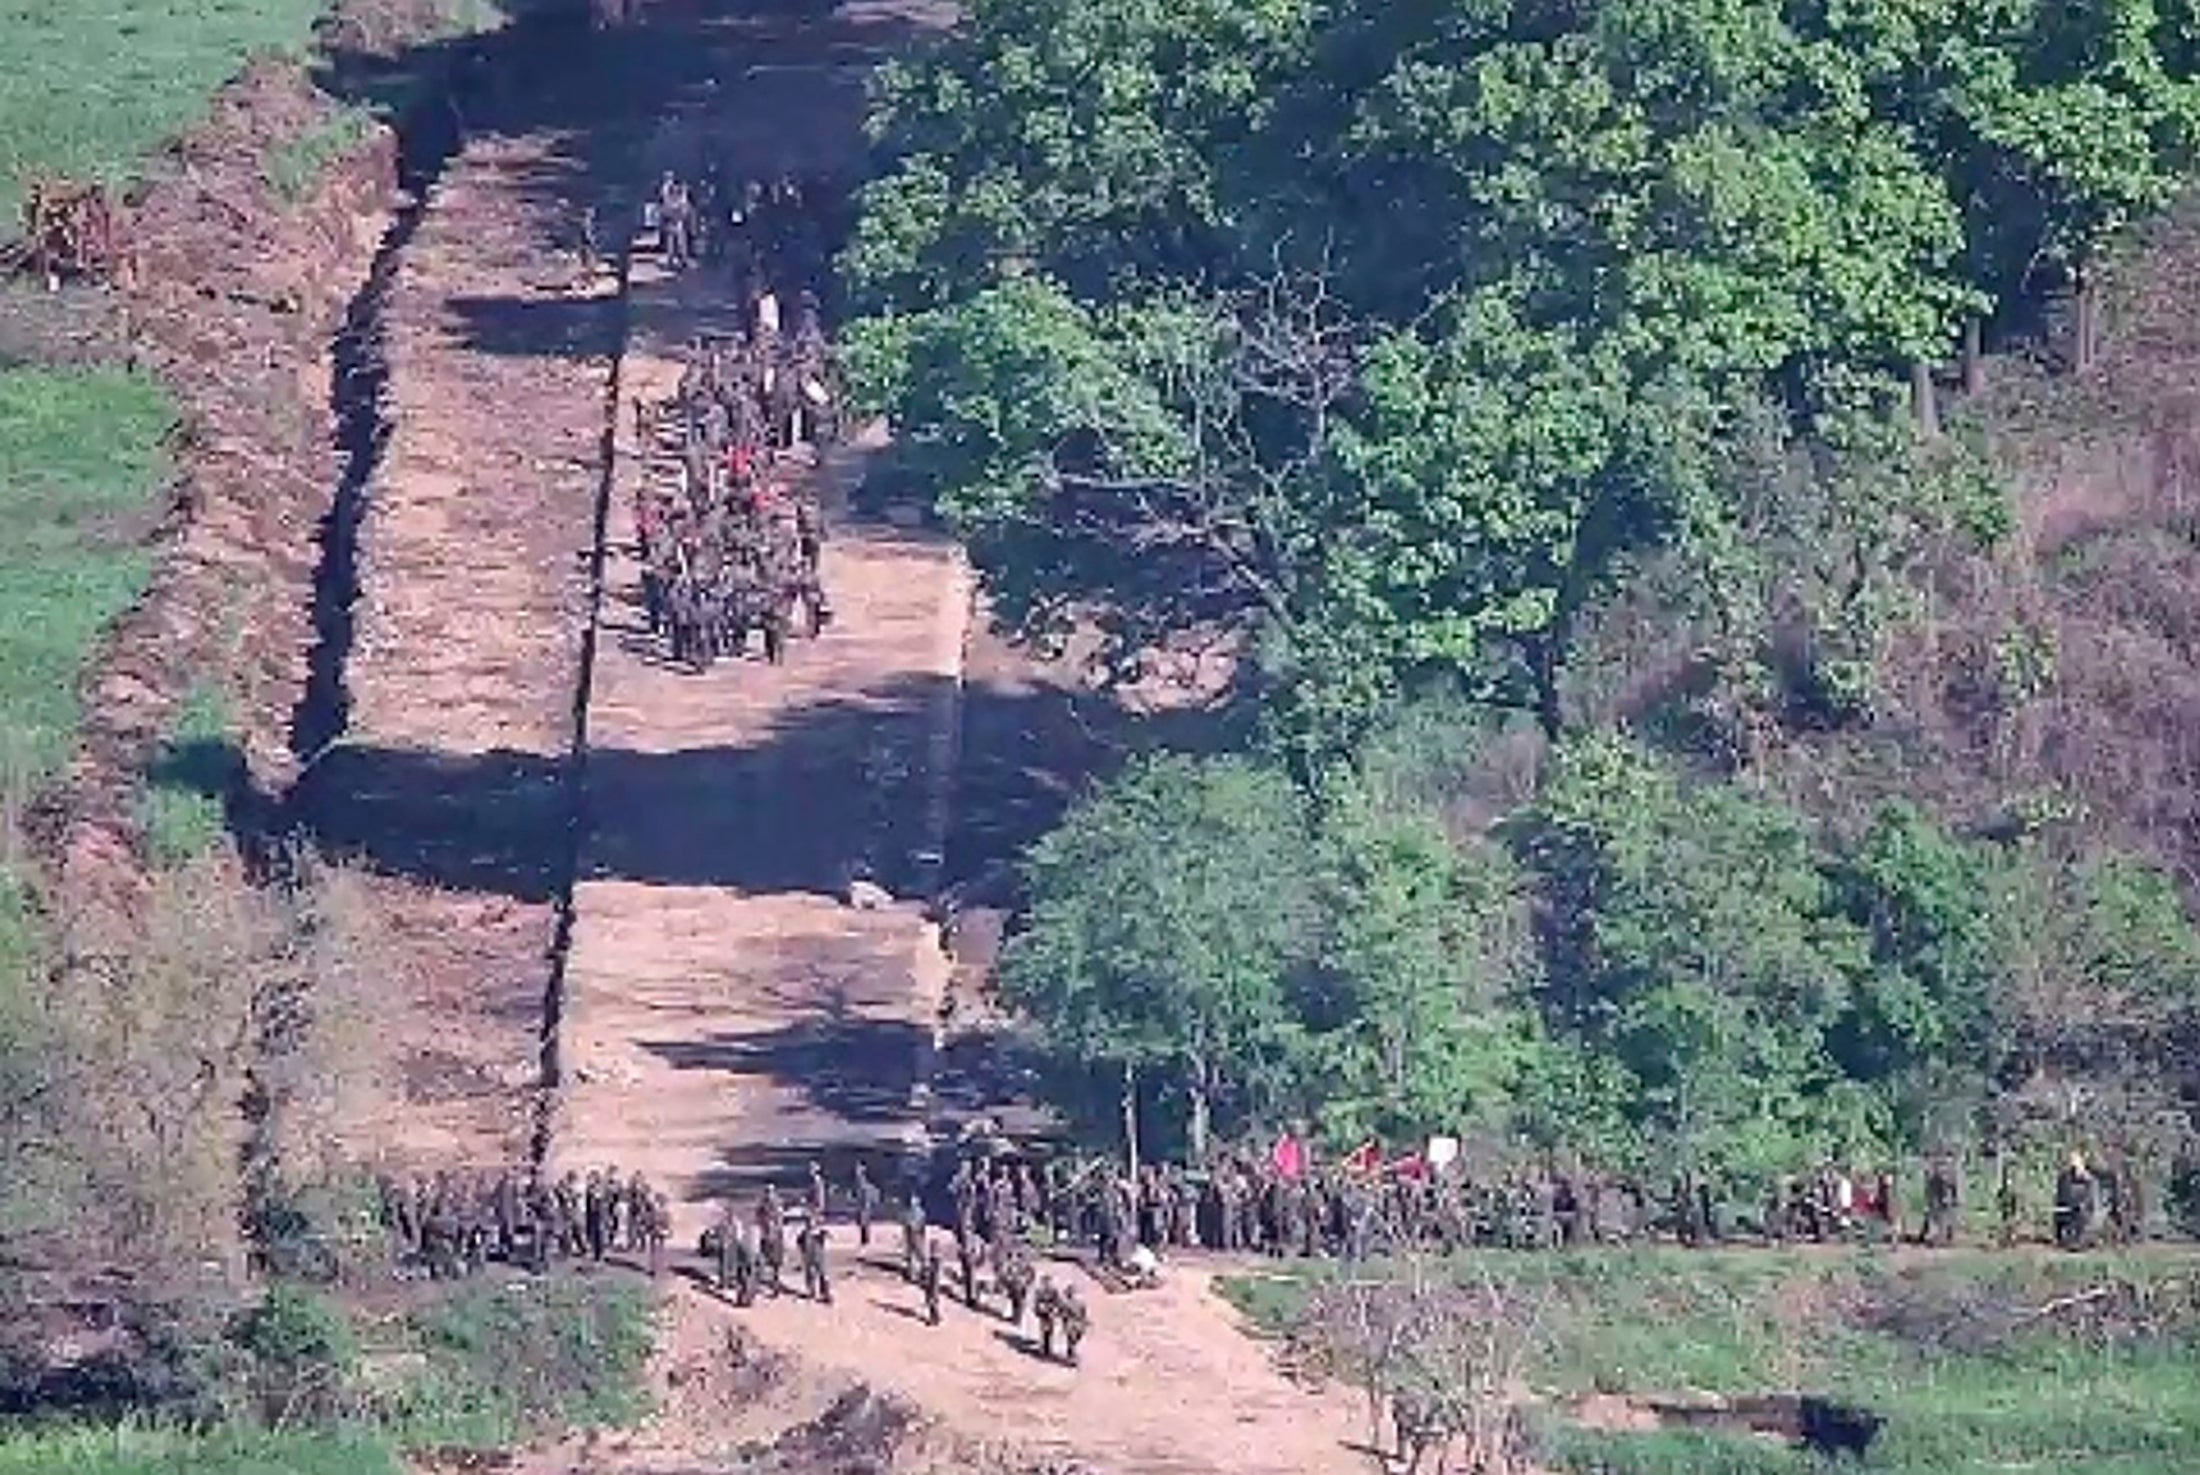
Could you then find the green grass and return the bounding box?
[372,1274,656,1450]
[1226,1247,2200,1475]
[135,682,236,866]
[0,1274,655,1474]
[0,0,331,227]
[0,1424,398,1475]
[0,365,173,788]
[264,102,377,203]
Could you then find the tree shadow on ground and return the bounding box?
[294,670,956,901]
[645,1015,924,1128]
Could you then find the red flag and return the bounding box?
[1271,1132,1305,1181]
[1341,1139,1381,1175]
[1388,1152,1428,1181]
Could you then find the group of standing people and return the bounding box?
[917,1143,2182,1268]
[700,1159,1094,1366]
[632,171,840,670]
[374,1167,669,1278]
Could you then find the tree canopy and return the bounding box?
[846,0,2200,749]
[851,0,2200,1173]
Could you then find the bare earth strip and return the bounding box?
[550,238,967,1241]
[331,126,619,1170]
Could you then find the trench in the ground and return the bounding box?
[287,65,470,770]
[277,18,644,1175]
[532,240,635,1168]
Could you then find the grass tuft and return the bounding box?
[264,103,378,203]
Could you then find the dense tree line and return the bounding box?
[995,705,2200,1173]
[843,0,2200,1169]
[845,0,2200,752]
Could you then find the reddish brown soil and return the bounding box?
[34,57,403,900]
[321,112,623,1169]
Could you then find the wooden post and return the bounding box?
[1911,359,1941,441]
[1961,315,1986,397]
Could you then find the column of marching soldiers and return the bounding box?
[623,170,838,672]
[369,1144,2184,1369]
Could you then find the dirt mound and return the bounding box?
[732,1387,927,1474]
[35,16,427,905]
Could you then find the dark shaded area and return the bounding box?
[1648,1392,1885,1458]
[647,1016,925,1128]
[295,744,571,899]
[295,671,980,902]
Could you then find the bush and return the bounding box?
[231,1285,358,1424]
[377,1276,653,1449]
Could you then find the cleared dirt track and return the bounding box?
[325,108,620,1167]
[550,247,970,1242]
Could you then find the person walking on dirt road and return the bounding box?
[852,1161,880,1247]
[920,1239,944,1325]
[798,1218,832,1304]
[900,1193,926,1281]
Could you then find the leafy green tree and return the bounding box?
[1517,736,1875,1174]
[999,754,1319,1161]
[1826,803,2004,1133]
[1302,797,1541,1143]
[845,0,1317,307]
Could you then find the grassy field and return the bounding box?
[0,1425,399,1475]
[0,364,173,791]
[0,0,332,226]
[1226,1247,2200,1474]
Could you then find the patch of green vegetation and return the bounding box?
[0,365,172,787]
[0,1275,653,1473]
[135,682,236,867]
[1233,1248,2200,1475]
[0,1424,398,1475]
[264,102,377,203]
[0,0,331,226]
[373,1274,655,1450]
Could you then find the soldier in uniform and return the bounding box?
[584,1171,611,1262]
[798,1217,832,1303]
[900,1193,926,1282]
[658,172,694,270]
[1033,1276,1061,1359]
[2054,1151,2097,1250]
[1995,1158,2023,1247]
[957,1226,983,1312]
[807,1160,830,1227]
[1058,1284,1089,1366]
[1922,1158,1960,1247]
[851,1161,880,1247]
[493,1171,522,1263]
[1764,1175,1793,1245]
[919,1239,944,1325]
[757,1187,788,1295]
[555,1171,584,1257]
[997,1242,1035,1326]
[643,1189,668,1277]
[710,1201,739,1297]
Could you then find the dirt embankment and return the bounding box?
[33,13,453,908]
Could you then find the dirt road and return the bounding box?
[548,236,970,1241]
